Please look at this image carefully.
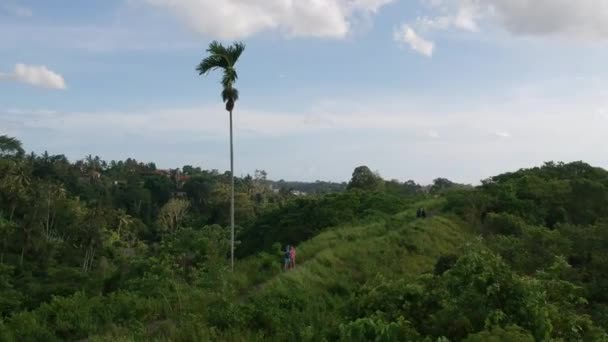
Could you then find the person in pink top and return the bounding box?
[290,246,296,269]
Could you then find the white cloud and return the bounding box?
[597,108,608,120]
[428,130,440,138]
[4,75,608,184]
[9,75,604,140]
[421,0,445,9]
[137,0,394,39]
[494,131,511,138]
[0,64,67,90]
[453,2,478,31]
[3,3,32,17]
[416,16,451,31]
[394,25,434,56]
[488,0,608,39]
[398,0,608,56]
[419,0,608,40]
[396,1,479,57]
[415,1,478,32]
[0,24,201,53]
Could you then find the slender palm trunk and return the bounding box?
[230,110,235,272]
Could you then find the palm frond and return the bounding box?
[197,41,246,75]
[197,41,245,106]
[196,55,228,75]
[0,135,24,156]
[207,40,230,57]
[226,42,245,64]
[222,68,238,88]
[222,87,239,103]
[208,41,245,66]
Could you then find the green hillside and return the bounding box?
[232,209,473,340]
[2,136,608,341]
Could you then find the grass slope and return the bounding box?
[80,202,474,341]
[236,203,474,340]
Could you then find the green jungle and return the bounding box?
[1,135,608,341]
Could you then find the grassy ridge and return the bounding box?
[232,202,473,340]
[262,213,471,292]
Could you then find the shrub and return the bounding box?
[483,213,526,236]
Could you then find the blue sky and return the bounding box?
[1,0,608,184]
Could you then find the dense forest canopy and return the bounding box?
[1,135,607,341]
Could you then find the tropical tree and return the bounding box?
[0,215,16,264]
[0,135,24,158]
[158,198,190,233]
[196,40,245,271]
[115,209,135,244]
[347,166,384,192]
[0,160,31,221]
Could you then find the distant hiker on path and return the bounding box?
[421,208,427,219]
[284,245,291,271]
[290,245,297,269]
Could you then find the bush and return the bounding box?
[1,311,58,342]
[434,254,458,275]
[483,213,526,236]
[463,325,534,342]
[37,292,103,339]
[339,316,420,342]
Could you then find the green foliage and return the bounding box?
[463,325,534,342]
[347,166,384,191]
[433,254,458,275]
[238,190,407,256]
[0,264,22,316]
[271,179,346,195]
[0,291,161,341]
[431,177,468,194]
[0,311,58,342]
[197,41,245,110]
[1,139,608,341]
[483,212,525,236]
[448,161,608,227]
[443,161,608,339]
[0,135,25,158]
[437,245,553,341]
[339,316,420,342]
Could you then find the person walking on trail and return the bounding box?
[416,208,422,218]
[421,208,427,219]
[290,245,297,269]
[284,245,291,271]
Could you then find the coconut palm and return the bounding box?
[0,135,24,158]
[196,41,245,271]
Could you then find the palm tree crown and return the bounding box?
[0,135,25,158]
[197,41,245,112]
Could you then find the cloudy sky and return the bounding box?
[1,0,608,184]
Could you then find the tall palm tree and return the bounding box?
[197,41,245,271]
